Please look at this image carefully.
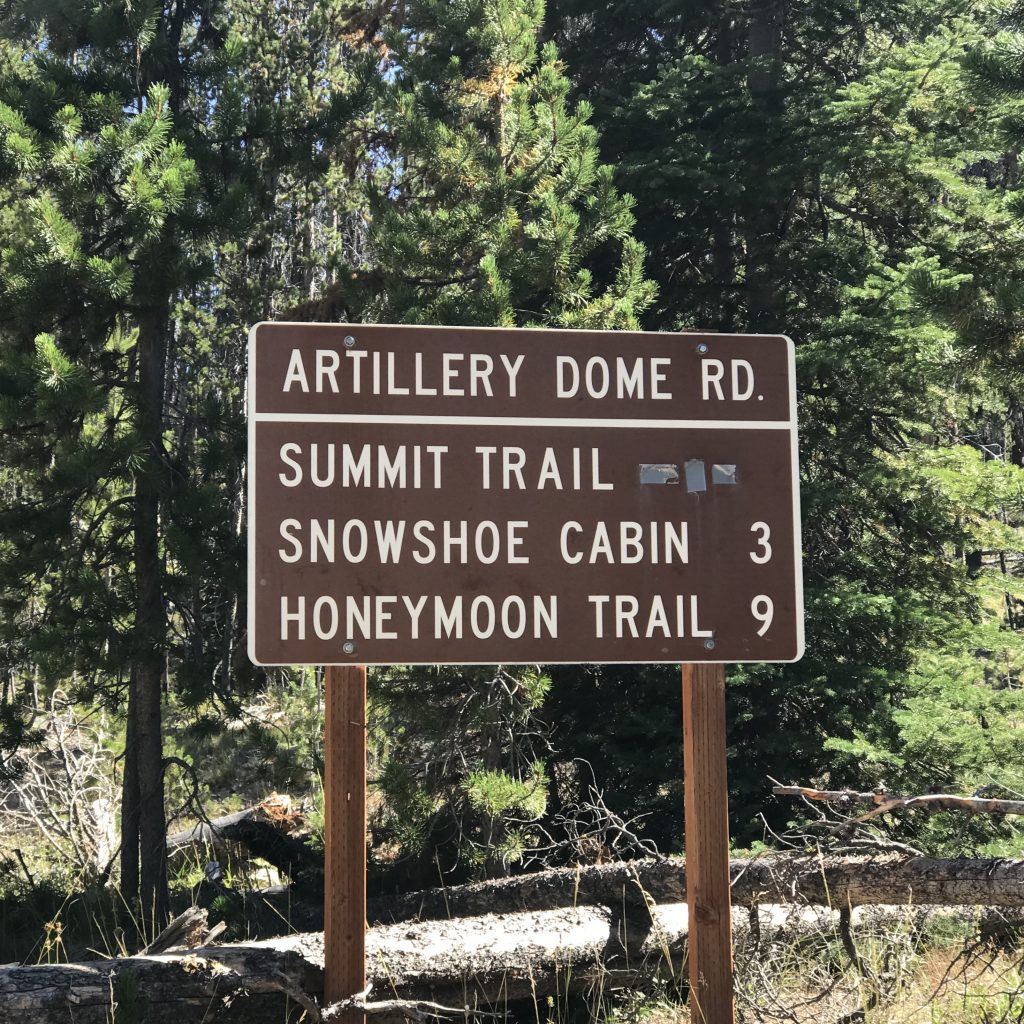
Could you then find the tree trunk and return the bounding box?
[744,0,783,330]
[1009,397,1024,467]
[123,304,170,933]
[119,669,140,904]
[712,19,737,332]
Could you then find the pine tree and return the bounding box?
[813,8,1024,851]
[0,44,199,923]
[0,0,372,929]
[367,0,655,328]
[359,0,656,881]
[542,0,1019,842]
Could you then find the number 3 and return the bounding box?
[750,522,772,563]
[751,595,774,636]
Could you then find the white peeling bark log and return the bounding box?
[2,902,1019,1024]
[0,943,319,1024]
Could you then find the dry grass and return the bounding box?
[602,919,1024,1024]
[742,947,1024,1023]
[606,956,1024,1024]
[881,948,1024,1024]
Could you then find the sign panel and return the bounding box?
[248,323,803,665]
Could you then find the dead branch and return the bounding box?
[323,982,502,1023]
[142,906,212,955]
[773,784,1024,820]
[0,692,118,883]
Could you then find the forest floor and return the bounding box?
[618,945,1024,1023]
[3,690,1024,1021]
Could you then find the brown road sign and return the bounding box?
[247,323,803,666]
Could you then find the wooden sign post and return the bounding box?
[683,663,733,1023]
[323,665,366,1016]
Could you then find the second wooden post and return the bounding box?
[324,665,367,1019]
[683,662,734,1024]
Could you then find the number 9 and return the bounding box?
[751,595,774,636]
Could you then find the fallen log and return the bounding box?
[369,854,1024,922]
[0,940,321,1024]
[735,854,1024,909]
[5,900,998,1024]
[167,806,260,853]
[167,800,320,887]
[166,795,304,855]
[8,853,1024,1021]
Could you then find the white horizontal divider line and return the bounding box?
[252,412,794,429]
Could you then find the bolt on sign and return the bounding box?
[248,323,804,666]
